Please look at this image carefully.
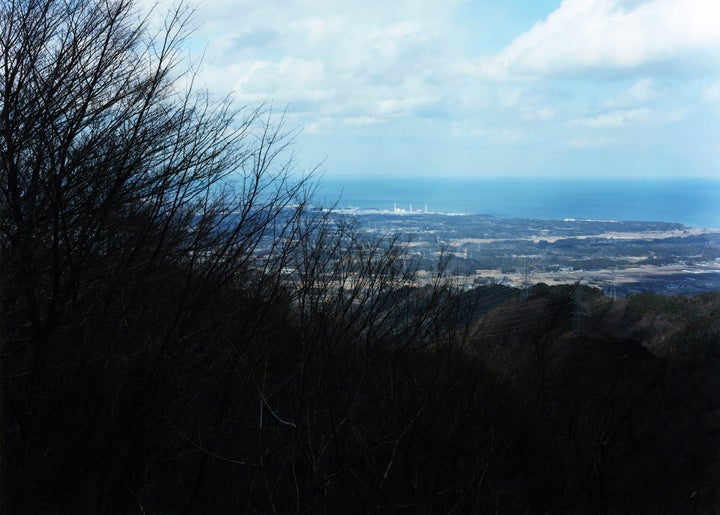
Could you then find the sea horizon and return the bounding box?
[315,177,720,229]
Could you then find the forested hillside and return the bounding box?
[2,0,719,512]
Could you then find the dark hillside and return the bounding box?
[470,285,720,513]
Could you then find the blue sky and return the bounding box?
[152,0,720,179]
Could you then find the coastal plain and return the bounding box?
[339,210,720,295]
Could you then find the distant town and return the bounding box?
[323,207,720,296]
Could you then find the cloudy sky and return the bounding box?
[163,0,720,179]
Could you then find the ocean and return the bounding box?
[315,177,720,229]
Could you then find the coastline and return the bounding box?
[317,177,720,229]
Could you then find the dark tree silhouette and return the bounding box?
[0,0,314,509]
[1,1,489,510]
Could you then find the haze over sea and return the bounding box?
[318,178,720,230]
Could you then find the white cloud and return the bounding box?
[574,107,684,128]
[529,107,556,120]
[567,136,615,148]
[145,0,719,131]
[176,0,471,128]
[703,80,720,114]
[449,121,525,143]
[376,95,438,116]
[341,116,380,126]
[134,0,720,179]
[605,78,661,107]
[493,0,720,77]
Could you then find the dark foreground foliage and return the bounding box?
[5,264,720,513]
[2,0,720,513]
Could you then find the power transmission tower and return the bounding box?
[520,263,531,300]
[607,269,617,300]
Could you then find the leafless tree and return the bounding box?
[0,0,313,509]
[1,1,497,510]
